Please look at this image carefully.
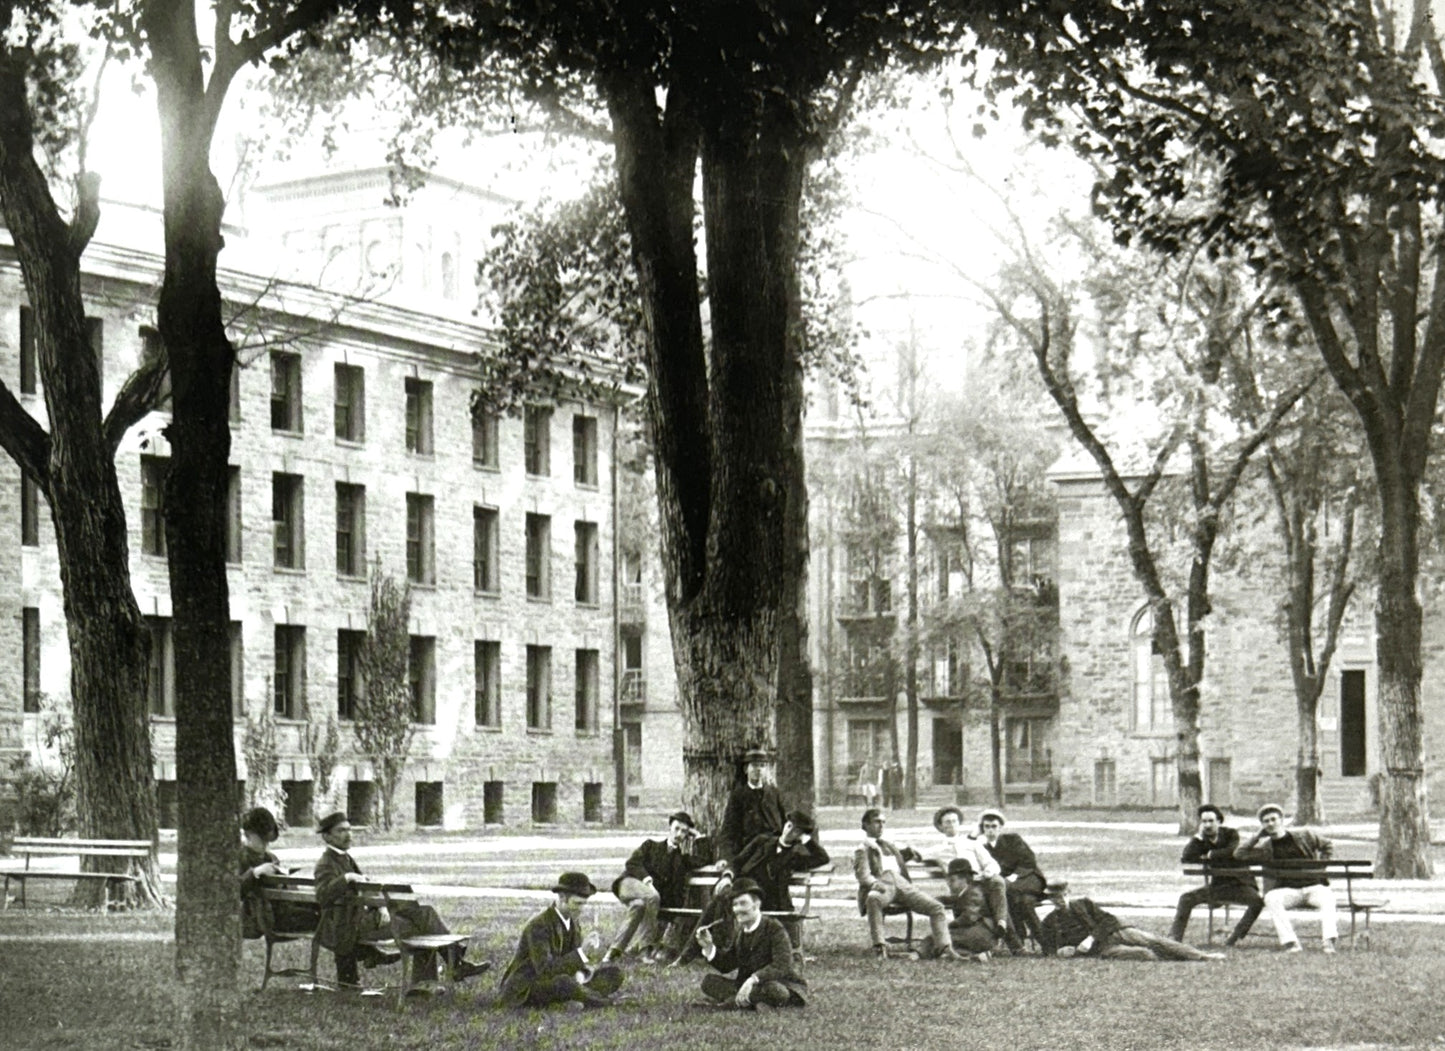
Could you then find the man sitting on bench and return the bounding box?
[605,810,714,965]
[1234,803,1338,954]
[314,811,489,987]
[239,806,314,938]
[854,808,962,961]
[499,872,626,1009]
[1170,803,1263,947]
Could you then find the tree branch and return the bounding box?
[0,379,53,493]
[103,354,169,455]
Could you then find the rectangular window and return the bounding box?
[19,306,36,394]
[531,781,557,824]
[1151,757,1178,806]
[334,363,365,442]
[272,473,304,569]
[526,644,552,731]
[525,513,551,599]
[20,472,39,547]
[335,482,366,577]
[145,616,176,717]
[409,635,436,724]
[575,648,599,734]
[141,455,168,557]
[230,621,244,718]
[474,640,501,728]
[583,782,603,823]
[273,624,305,719]
[523,405,551,476]
[270,350,302,432]
[404,377,433,454]
[337,629,365,720]
[1094,758,1117,807]
[229,358,241,423]
[415,782,443,826]
[282,780,314,829]
[347,780,377,826]
[406,493,435,585]
[573,414,598,487]
[574,521,599,604]
[140,326,171,411]
[22,607,40,713]
[472,405,499,468]
[157,780,178,829]
[1207,758,1233,807]
[483,781,504,824]
[473,505,499,592]
[225,466,242,564]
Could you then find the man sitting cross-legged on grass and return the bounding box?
[314,811,489,988]
[913,858,996,963]
[605,810,715,965]
[1233,803,1338,955]
[498,872,626,1009]
[676,810,828,965]
[693,878,807,1011]
[854,808,964,961]
[1170,803,1264,947]
[1040,878,1225,962]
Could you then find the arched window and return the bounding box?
[440,252,457,300]
[1131,605,1171,730]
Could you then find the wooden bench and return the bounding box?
[363,880,472,1001]
[1184,858,1382,948]
[249,874,325,990]
[1,837,150,909]
[658,863,835,956]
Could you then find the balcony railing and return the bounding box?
[621,669,646,708]
[1005,755,1054,784]
[620,580,645,621]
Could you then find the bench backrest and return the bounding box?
[1186,860,1373,877]
[12,837,152,859]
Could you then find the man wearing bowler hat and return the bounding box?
[499,872,626,1008]
[719,747,788,870]
[931,805,1017,952]
[313,811,488,987]
[694,878,807,1010]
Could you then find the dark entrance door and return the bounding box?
[1340,669,1367,777]
[933,718,962,784]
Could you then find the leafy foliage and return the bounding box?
[241,701,287,824]
[353,559,414,832]
[5,695,77,837]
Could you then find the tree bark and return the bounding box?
[142,3,244,1045]
[0,47,161,907]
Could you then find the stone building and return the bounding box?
[3,186,628,832]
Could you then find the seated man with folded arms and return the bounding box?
[932,805,1019,953]
[499,872,626,1009]
[1040,879,1224,962]
[1234,803,1338,954]
[694,878,807,1011]
[314,811,489,988]
[854,808,963,961]
[976,809,1046,952]
[678,810,827,964]
[917,858,995,963]
[606,810,714,965]
[1170,803,1264,947]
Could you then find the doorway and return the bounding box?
[1340,669,1367,776]
[932,718,962,784]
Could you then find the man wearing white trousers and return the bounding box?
[1234,803,1337,954]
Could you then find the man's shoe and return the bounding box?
[972,951,991,964]
[1282,941,1303,954]
[873,943,889,959]
[453,959,492,981]
[1223,936,1239,948]
[1202,952,1227,962]
[937,946,970,962]
[601,947,624,965]
[652,948,679,966]
[1321,939,1337,955]
[362,948,401,969]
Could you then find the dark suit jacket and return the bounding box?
[498,906,590,1007]
[240,846,312,939]
[708,916,807,1002]
[1180,826,1257,891]
[731,833,830,912]
[983,832,1045,887]
[949,881,996,932]
[1039,897,1126,956]
[720,783,786,866]
[612,835,716,908]
[314,848,384,954]
[852,838,925,914]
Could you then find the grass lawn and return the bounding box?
[4,815,1443,1050]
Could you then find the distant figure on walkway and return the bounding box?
[977,808,1046,952]
[931,806,1017,952]
[607,810,714,964]
[853,808,962,961]
[313,811,488,987]
[719,748,787,869]
[238,806,313,937]
[1234,804,1338,954]
[499,872,626,1008]
[858,760,880,808]
[1169,803,1263,947]
[694,878,807,1010]
[1040,879,1224,962]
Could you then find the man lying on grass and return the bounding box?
[1040,879,1225,962]
[693,878,807,1011]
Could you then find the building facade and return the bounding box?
[4,197,627,832]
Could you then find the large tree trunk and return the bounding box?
[988,685,1004,808]
[903,457,919,810]
[143,4,244,1045]
[1374,490,1433,877]
[0,57,161,906]
[1295,686,1324,826]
